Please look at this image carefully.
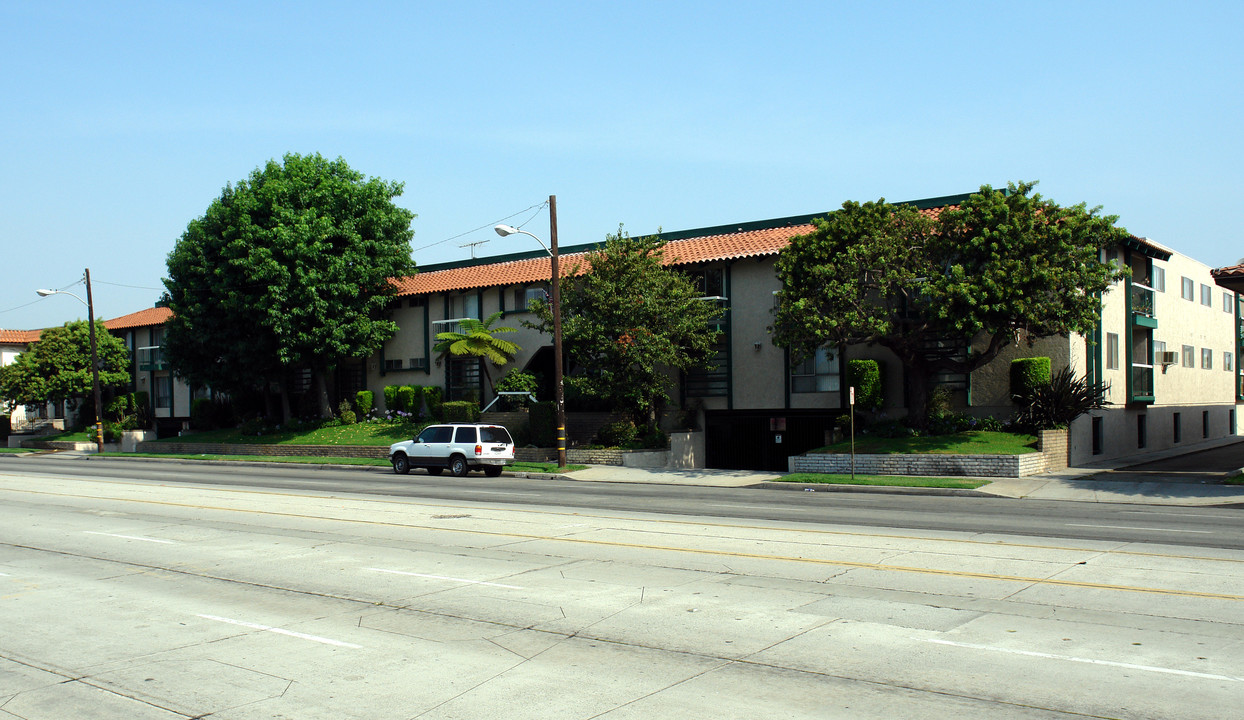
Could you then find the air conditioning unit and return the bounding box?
[1158,351,1178,366]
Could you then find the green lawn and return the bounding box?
[96,452,584,473]
[778,473,991,489]
[35,430,95,442]
[0,447,37,454]
[156,422,426,446]
[812,430,1038,455]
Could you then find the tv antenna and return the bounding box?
[460,240,490,258]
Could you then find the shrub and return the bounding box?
[495,370,538,409]
[383,385,401,411]
[596,420,638,448]
[927,386,954,422]
[355,390,374,415]
[1010,357,1052,403]
[1014,367,1107,430]
[190,398,214,430]
[101,420,122,444]
[638,425,668,450]
[424,386,444,419]
[396,386,418,414]
[529,401,557,447]
[846,359,883,411]
[406,386,425,416]
[338,399,357,425]
[867,419,920,438]
[442,400,480,423]
[928,412,1005,435]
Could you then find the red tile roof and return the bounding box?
[1212,262,1244,292]
[0,329,42,344]
[392,223,817,297]
[103,306,173,330]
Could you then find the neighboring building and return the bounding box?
[376,195,1242,470]
[0,328,49,429]
[102,307,196,434]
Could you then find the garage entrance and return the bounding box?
[704,410,838,471]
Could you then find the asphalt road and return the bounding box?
[2,463,1241,719]
[4,454,1242,549]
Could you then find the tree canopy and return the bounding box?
[527,228,724,428]
[772,181,1130,425]
[0,321,130,410]
[161,153,416,418]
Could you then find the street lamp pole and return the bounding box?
[494,195,567,469]
[36,269,104,453]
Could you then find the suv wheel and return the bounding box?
[392,454,410,475]
[449,454,469,477]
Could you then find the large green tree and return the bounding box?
[772,182,1130,426]
[527,228,724,428]
[162,153,416,419]
[0,321,130,410]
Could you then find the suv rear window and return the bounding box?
[480,426,513,444]
[453,426,478,443]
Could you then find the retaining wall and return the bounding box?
[789,429,1069,478]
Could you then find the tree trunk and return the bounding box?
[905,358,932,430]
[311,368,333,420]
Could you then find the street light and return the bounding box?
[37,268,104,454]
[495,195,566,469]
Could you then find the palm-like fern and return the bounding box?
[433,311,521,390]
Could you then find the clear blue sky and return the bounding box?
[3,1,1241,331]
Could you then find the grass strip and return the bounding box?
[94,452,586,473]
[778,473,991,489]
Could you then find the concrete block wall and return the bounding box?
[135,442,388,459]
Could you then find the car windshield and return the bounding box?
[480,426,513,444]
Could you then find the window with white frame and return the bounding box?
[1152,266,1165,292]
[1226,351,1234,372]
[791,348,841,393]
[1202,348,1213,369]
[1182,345,1195,367]
[512,285,548,312]
[1226,292,1235,313]
[1201,284,1212,306]
[1182,277,1194,300]
[1106,333,1119,370]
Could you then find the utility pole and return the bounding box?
[85,268,104,454]
[549,195,567,469]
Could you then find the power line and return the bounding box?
[412,201,548,253]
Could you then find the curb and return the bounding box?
[755,481,999,497]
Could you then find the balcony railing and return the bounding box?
[137,346,165,371]
[1130,282,1155,320]
[1131,363,1154,402]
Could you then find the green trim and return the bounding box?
[1121,237,1172,261]
[1134,315,1158,329]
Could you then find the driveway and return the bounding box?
[1106,439,1244,483]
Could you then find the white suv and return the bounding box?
[389,423,516,477]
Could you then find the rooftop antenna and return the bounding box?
[459,240,490,258]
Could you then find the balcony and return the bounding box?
[1130,282,1157,328]
[1131,363,1154,404]
[137,346,166,371]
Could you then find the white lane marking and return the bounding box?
[709,504,774,510]
[197,614,361,648]
[1121,511,1237,519]
[84,531,176,544]
[922,638,1242,682]
[1065,524,1212,534]
[457,490,541,496]
[366,568,522,589]
[0,572,10,577]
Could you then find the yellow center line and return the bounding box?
[3,480,1243,602]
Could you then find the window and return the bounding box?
[791,348,841,393]
[1227,352,1234,372]
[154,375,172,409]
[1202,348,1213,370]
[1226,292,1235,313]
[453,426,478,443]
[1154,340,1166,359]
[1182,345,1195,368]
[1173,412,1182,443]
[1106,333,1119,370]
[512,285,548,311]
[408,296,427,308]
[1203,410,1210,439]
[1152,266,1165,292]
[1201,284,1212,306]
[1092,417,1103,455]
[1182,277,1194,300]
[686,267,725,298]
[1137,414,1147,449]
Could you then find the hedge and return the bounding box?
[1011,357,1052,402]
[846,359,883,411]
[442,400,480,423]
